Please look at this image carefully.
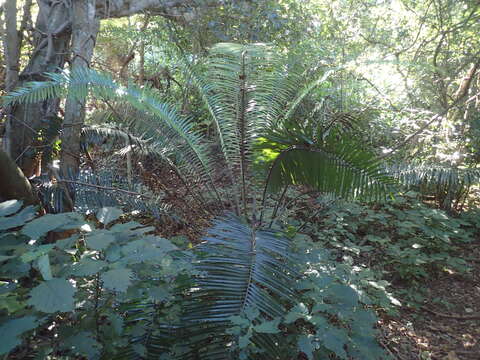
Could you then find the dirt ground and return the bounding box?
[380,241,480,360]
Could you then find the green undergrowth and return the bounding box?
[302,192,477,305]
[0,200,390,359]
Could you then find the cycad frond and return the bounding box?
[387,163,480,188]
[35,167,172,219]
[4,68,219,201]
[180,215,298,359]
[265,139,395,202]
[190,43,332,213]
[81,125,144,148]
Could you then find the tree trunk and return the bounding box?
[2,0,33,154]
[2,0,208,208]
[6,0,72,177]
[3,0,19,92]
[0,149,38,206]
[59,0,99,211]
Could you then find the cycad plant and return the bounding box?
[387,163,480,211]
[3,43,393,359]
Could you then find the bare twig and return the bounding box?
[57,178,154,200]
[421,307,480,320]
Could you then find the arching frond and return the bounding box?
[179,215,298,360]
[265,140,395,202]
[387,163,480,188]
[4,68,219,200]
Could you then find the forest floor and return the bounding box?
[380,241,480,360]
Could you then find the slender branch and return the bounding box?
[268,185,288,228]
[379,95,470,160]
[57,179,154,200]
[296,199,336,234]
[238,50,248,216]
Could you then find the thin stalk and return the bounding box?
[268,185,288,228]
[94,273,101,339]
[296,199,336,234]
[126,136,133,189]
[238,50,248,216]
[260,146,298,225]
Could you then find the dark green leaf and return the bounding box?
[63,331,100,358]
[70,258,107,276]
[253,318,281,333]
[22,213,84,239]
[0,316,38,355]
[86,232,116,251]
[298,335,315,360]
[28,278,76,313]
[0,206,36,231]
[101,268,133,292]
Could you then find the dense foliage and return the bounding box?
[1,1,479,359]
[0,200,392,359]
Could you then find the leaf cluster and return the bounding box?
[0,200,188,358]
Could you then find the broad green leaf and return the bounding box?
[28,278,76,313]
[0,293,23,313]
[109,221,143,232]
[327,284,359,307]
[55,234,79,250]
[228,315,250,327]
[298,335,316,360]
[37,254,52,280]
[0,206,36,231]
[0,316,38,355]
[70,258,107,276]
[120,237,177,264]
[147,285,171,302]
[108,314,124,336]
[322,328,348,359]
[285,302,309,323]
[86,232,116,251]
[101,268,133,292]
[96,207,123,225]
[63,331,100,359]
[0,200,22,217]
[0,255,15,263]
[20,244,55,262]
[238,329,253,349]
[244,306,260,321]
[22,213,83,239]
[253,318,281,333]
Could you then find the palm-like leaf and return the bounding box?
[3,68,220,201]
[387,163,480,209]
[265,139,395,202]
[387,163,480,188]
[188,43,328,213]
[179,215,298,360]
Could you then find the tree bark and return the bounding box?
[59,0,100,211]
[3,0,19,92]
[0,149,38,206]
[95,0,190,19]
[6,0,72,176]
[1,0,33,151]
